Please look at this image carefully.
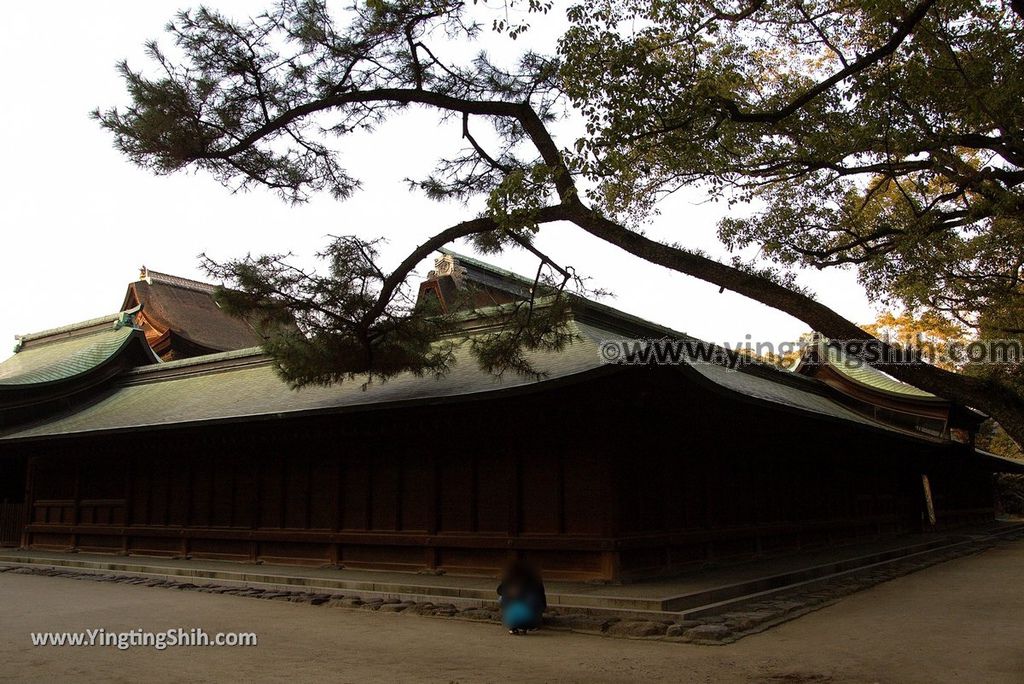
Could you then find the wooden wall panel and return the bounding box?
[524,549,603,574]
[128,536,180,554]
[439,455,473,532]
[190,457,213,527]
[211,456,235,527]
[476,453,513,533]
[370,455,399,531]
[31,458,74,500]
[79,455,124,500]
[309,456,337,530]
[284,457,310,529]
[260,541,330,564]
[259,459,284,528]
[232,462,257,529]
[17,366,997,582]
[191,537,250,560]
[167,457,190,526]
[341,456,369,530]
[342,544,423,568]
[400,453,431,532]
[437,548,507,573]
[617,455,662,534]
[520,452,560,534]
[562,452,605,536]
[76,534,121,552]
[661,450,686,531]
[683,456,708,529]
[148,458,170,526]
[131,457,150,525]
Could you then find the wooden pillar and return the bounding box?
[71,455,81,550]
[279,457,288,530]
[144,449,154,526]
[183,449,193,527]
[250,453,264,563]
[181,450,193,558]
[124,452,134,528]
[557,450,566,535]
[603,452,622,581]
[252,456,263,531]
[207,437,217,525]
[333,449,345,566]
[365,457,374,531]
[426,449,440,571]
[20,456,35,549]
[427,450,439,536]
[470,453,479,533]
[228,446,239,529]
[423,547,439,570]
[510,450,522,537]
[305,455,313,530]
[122,448,132,555]
[393,449,403,533]
[600,550,621,582]
[331,454,342,533]
[704,460,716,561]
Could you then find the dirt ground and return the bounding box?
[2,539,1023,683]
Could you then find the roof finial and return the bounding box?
[114,304,144,331]
[138,265,152,284]
[429,254,466,288]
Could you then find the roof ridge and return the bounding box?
[139,267,217,294]
[16,312,122,346]
[437,248,698,341]
[126,346,268,378]
[438,248,539,288]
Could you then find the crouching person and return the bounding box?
[497,560,547,635]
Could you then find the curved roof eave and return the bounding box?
[796,340,946,403]
[0,326,159,393]
[679,361,951,447]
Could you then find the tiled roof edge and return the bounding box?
[16,313,122,345]
[140,268,218,294]
[125,346,269,379]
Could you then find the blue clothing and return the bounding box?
[501,598,541,630]
[497,565,547,631]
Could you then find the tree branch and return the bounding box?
[719,0,939,124]
[358,205,569,332]
[462,112,512,174]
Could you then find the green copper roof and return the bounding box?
[0,321,137,387]
[0,320,612,439]
[823,345,938,399]
[689,362,898,431]
[0,254,954,443]
[0,313,947,444]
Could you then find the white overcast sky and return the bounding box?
[0,1,879,363]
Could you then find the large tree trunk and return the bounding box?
[562,201,1024,448]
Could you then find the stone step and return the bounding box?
[661,536,967,612]
[3,522,1021,623]
[673,521,1024,619]
[0,555,504,607]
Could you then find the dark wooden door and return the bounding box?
[0,500,25,547]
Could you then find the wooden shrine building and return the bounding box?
[0,254,1020,580]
